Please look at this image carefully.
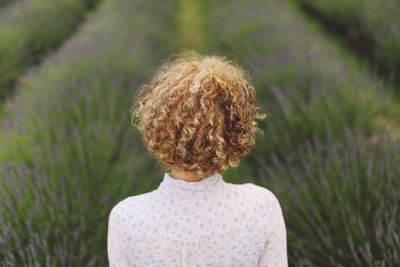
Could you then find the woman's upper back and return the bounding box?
[107,172,288,267]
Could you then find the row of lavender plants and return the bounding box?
[267,128,400,266]
[293,0,400,86]
[0,0,101,104]
[0,0,15,8]
[203,0,400,265]
[0,0,178,265]
[0,0,14,8]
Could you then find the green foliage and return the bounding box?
[203,0,400,265]
[267,130,400,266]
[0,0,178,265]
[0,0,101,104]
[293,0,400,87]
[204,0,399,166]
[0,0,14,8]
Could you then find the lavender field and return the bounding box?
[0,0,101,103]
[0,0,399,266]
[0,0,177,265]
[203,0,400,265]
[294,0,400,88]
[203,0,400,266]
[0,0,14,9]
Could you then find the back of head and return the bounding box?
[130,51,267,178]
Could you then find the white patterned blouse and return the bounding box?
[107,171,288,266]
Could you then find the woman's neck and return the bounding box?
[170,167,210,182]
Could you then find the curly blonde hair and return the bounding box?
[130,51,267,178]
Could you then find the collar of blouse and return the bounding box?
[157,172,225,198]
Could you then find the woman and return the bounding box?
[107,51,288,266]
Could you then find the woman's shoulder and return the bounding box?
[231,182,282,210]
[108,190,158,219]
[232,181,279,198]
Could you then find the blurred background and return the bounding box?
[0,0,399,266]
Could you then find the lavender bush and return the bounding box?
[0,0,101,103]
[265,128,400,266]
[204,0,400,175]
[204,0,400,265]
[0,0,178,265]
[0,0,14,8]
[294,0,400,86]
